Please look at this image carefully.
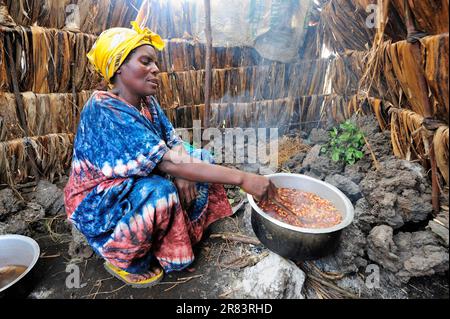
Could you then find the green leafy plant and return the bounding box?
[320,121,365,165]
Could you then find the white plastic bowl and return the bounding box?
[0,234,40,293]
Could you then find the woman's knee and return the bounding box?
[150,175,178,198]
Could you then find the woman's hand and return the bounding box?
[174,177,198,209]
[240,173,277,201]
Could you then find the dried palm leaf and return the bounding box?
[0,0,15,26]
[422,34,449,124]
[0,133,74,185]
[389,40,429,116]
[0,32,10,91]
[31,26,50,93]
[369,97,390,130]
[0,93,23,141]
[390,0,449,36]
[390,108,428,163]
[0,137,28,185]
[433,126,449,185]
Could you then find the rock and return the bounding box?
[299,131,309,140]
[325,174,362,204]
[282,152,307,172]
[231,252,305,298]
[427,219,449,247]
[309,159,345,181]
[367,225,449,283]
[0,201,45,236]
[362,131,393,163]
[394,231,449,282]
[32,180,65,216]
[309,128,330,144]
[0,215,30,236]
[331,269,409,299]
[301,145,345,180]
[302,145,322,168]
[22,202,46,222]
[21,202,46,233]
[353,198,377,234]
[367,225,401,273]
[314,223,367,274]
[236,163,260,174]
[241,203,256,238]
[359,157,433,229]
[343,161,371,184]
[68,225,94,260]
[0,188,26,221]
[352,114,381,138]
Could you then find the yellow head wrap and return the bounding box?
[87,21,165,83]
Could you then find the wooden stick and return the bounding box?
[307,274,359,299]
[363,135,381,171]
[5,35,41,181]
[163,274,203,292]
[209,232,261,245]
[5,36,28,135]
[402,0,439,215]
[71,60,78,133]
[429,137,440,215]
[203,0,212,127]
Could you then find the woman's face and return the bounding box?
[116,44,160,96]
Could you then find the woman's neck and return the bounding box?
[110,87,142,110]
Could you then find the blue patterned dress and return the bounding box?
[64,91,232,274]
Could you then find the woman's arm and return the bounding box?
[158,149,275,200]
[167,143,198,207]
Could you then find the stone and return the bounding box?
[367,225,401,273]
[282,152,307,172]
[314,223,367,274]
[353,198,377,234]
[308,128,330,144]
[343,162,370,184]
[0,201,45,236]
[352,114,381,138]
[241,203,256,238]
[231,252,306,299]
[68,225,94,260]
[367,225,449,283]
[302,144,322,168]
[359,157,433,229]
[394,231,449,282]
[325,174,363,204]
[301,145,345,180]
[0,188,26,221]
[0,215,30,236]
[427,220,449,247]
[362,131,393,162]
[32,180,65,216]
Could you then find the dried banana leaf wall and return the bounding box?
[316,0,449,189]
[0,0,448,191]
[148,0,362,133]
[0,0,142,185]
[153,0,448,192]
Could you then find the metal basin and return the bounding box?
[0,234,40,297]
[247,173,354,261]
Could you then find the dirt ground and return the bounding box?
[2,116,449,299]
[24,203,449,299]
[26,203,260,299]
